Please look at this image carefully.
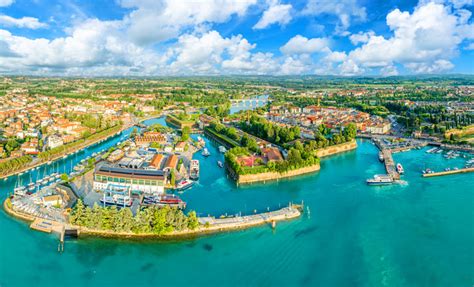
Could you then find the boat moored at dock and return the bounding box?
[366,174,394,186]
[396,163,404,174]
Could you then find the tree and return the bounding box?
[187,211,199,230]
[181,126,191,141]
[343,123,357,141]
[170,169,176,186]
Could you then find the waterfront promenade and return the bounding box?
[3,196,302,240]
[422,167,474,178]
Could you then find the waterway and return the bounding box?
[1,118,473,286]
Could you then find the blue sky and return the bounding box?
[0,0,473,76]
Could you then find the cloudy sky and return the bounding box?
[0,0,473,76]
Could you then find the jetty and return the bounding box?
[198,204,302,231]
[381,150,400,180]
[422,167,474,178]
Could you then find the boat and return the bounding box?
[62,155,67,159]
[100,195,132,207]
[426,147,438,153]
[202,148,210,157]
[143,194,186,209]
[189,160,199,180]
[396,163,404,174]
[217,161,224,168]
[175,179,194,191]
[378,152,384,162]
[218,146,227,153]
[14,186,27,196]
[366,174,394,186]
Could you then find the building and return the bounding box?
[164,154,179,171]
[149,153,164,169]
[175,141,186,152]
[261,147,283,162]
[42,195,63,207]
[94,165,166,194]
[46,135,64,149]
[135,131,167,146]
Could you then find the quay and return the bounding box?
[372,138,401,180]
[198,204,302,231]
[4,195,303,241]
[422,167,474,178]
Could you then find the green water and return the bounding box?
[1,131,473,286]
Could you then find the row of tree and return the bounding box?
[0,155,32,175]
[69,200,199,234]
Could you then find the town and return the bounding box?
[1,76,473,241]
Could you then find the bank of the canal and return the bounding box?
[1,118,473,286]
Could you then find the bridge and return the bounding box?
[230,97,271,108]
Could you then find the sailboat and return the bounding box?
[13,175,26,196]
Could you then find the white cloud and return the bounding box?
[349,31,374,45]
[0,19,165,75]
[337,2,471,74]
[303,0,366,34]
[0,15,47,29]
[0,0,13,7]
[280,35,329,55]
[253,1,292,30]
[121,0,257,45]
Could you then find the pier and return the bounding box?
[373,138,401,180]
[422,167,474,178]
[197,204,302,232]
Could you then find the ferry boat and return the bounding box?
[202,148,210,157]
[366,174,394,186]
[175,179,194,191]
[218,146,227,153]
[396,163,404,174]
[378,152,384,162]
[143,194,186,209]
[217,161,224,168]
[189,160,199,180]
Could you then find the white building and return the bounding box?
[46,135,64,149]
[93,165,166,195]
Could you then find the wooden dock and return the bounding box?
[422,167,474,178]
[381,150,400,180]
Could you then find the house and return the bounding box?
[261,147,283,162]
[164,154,179,171]
[149,153,164,168]
[42,195,63,207]
[46,135,64,149]
[174,141,186,152]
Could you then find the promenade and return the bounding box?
[422,167,474,178]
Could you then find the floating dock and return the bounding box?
[422,167,474,178]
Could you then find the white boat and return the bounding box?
[217,161,224,168]
[218,146,227,153]
[366,174,393,186]
[396,163,404,174]
[202,148,210,157]
[175,179,194,191]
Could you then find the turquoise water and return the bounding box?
[1,122,473,286]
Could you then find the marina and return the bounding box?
[1,136,473,286]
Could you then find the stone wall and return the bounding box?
[237,164,320,185]
[315,140,357,158]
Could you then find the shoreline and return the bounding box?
[3,197,302,241]
[0,114,163,180]
[229,140,358,185]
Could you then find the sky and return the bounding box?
[0,0,473,76]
